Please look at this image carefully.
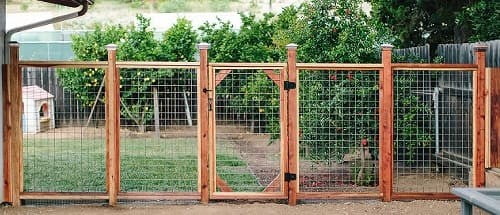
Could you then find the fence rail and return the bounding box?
[2,42,488,206]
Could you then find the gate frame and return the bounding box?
[207,63,289,200]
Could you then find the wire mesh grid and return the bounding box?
[298,70,380,192]
[119,68,199,192]
[214,69,282,193]
[22,67,106,192]
[393,70,472,193]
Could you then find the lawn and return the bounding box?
[23,136,261,193]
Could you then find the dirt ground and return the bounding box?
[0,201,460,215]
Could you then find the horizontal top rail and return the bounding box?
[392,63,477,71]
[17,61,479,71]
[18,61,200,69]
[19,61,107,68]
[118,61,199,69]
[297,63,383,71]
[209,62,286,70]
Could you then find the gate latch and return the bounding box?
[284,81,296,90]
[284,172,297,182]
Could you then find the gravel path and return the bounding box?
[1,201,460,215]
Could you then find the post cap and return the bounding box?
[106,44,118,50]
[474,44,488,52]
[198,42,211,50]
[8,41,19,47]
[286,43,298,50]
[381,44,394,50]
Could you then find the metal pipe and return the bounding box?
[4,1,89,62]
[433,87,440,155]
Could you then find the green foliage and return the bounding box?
[370,0,480,47]
[199,21,240,62]
[456,0,500,42]
[60,15,198,131]
[159,18,198,61]
[198,1,430,165]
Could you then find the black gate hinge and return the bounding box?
[284,81,296,90]
[284,172,297,182]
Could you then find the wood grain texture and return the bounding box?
[20,192,108,200]
[473,47,487,187]
[198,47,210,204]
[380,46,393,202]
[280,67,289,197]
[297,192,382,200]
[6,44,22,206]
[392,192,459,200]
[286,45,299,206]
[489,68,500,168]
[2,63,12,203]
[105,46,120,206]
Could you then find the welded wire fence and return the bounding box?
[213,69,282,193]
[6,44,488,206]
[393,70,472,193]
[119,68,199,192]
[22,67,106,192]
[298,70,380,193]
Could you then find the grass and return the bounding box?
[23,136,261,192]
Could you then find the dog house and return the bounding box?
[22,86,55,133]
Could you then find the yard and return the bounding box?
[22,127,261,193]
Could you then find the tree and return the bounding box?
[370,0,480,47]
[59,15,198,131]
[456,0,500,42]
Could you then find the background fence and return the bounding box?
[3,43,488,206]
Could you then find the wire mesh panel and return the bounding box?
[393,70,472,193]
[22,67,106,192]
[298,70,380,193]
[213,69,283,193]
[119,68,199,192]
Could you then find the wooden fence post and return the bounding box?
[105,44,120,206]
[198,42,210,204]
[286,43,299,206]
[3,42,21,206]
[473,45,487,187]
[380,44,394,202]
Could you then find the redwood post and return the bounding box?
[473,45,487,187]
[4,42,21,206]
[198,43,210,204]
[105,44,120,206]
[286,43,299,206]
[380,44,393,202]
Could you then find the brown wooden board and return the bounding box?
[380,46,393,202]
[105,45,120,206]
[473,46,487,187]
[198,45,210,203]
[286,45,299,205]
[490,68,500,168]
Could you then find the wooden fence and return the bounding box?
[2,42,489,206]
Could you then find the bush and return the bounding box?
[60,15,198,131]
